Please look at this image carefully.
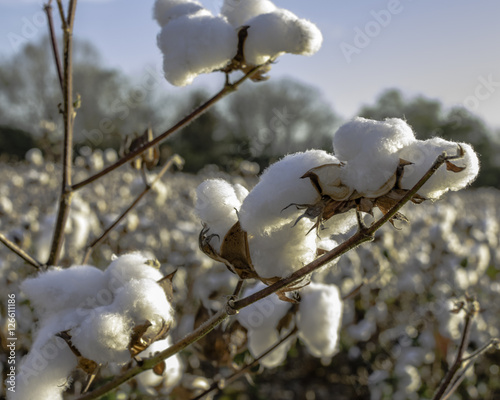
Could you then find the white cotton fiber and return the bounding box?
[237,282,292,331]
[196,179,248,250]
[113,278,174,327]
[136,337,183,395]
[398,138,479,199]
[10,337,77,400]
[20,265,107,318]
[243,9,323,65]
[246,326,293,368]
[297,282,342,358]
[239,150,339,234]
[71,312,133,364]
[221,0,277,28]
[153,0,204,26]
[157,11,237,86]
[237,282,294,368]
[248,218,318,279]
[332,117,416,194]
[104,252,164,292]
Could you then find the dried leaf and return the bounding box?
[302,162,353,200]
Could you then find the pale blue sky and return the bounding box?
[1,0,500,131]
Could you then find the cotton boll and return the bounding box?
[113,279,174,329]
[157,12,237,86]
[243,9,323,65]
[136,337,183,395]
[71,312,134,364]
[153,0,204,26]
[297,282,342,358]
[248,218,317,279]
[21,265,107,318]
[195,179,248,250]
[332,117,416,194]
[104,252,163,292]
[239,150,339,234]
[221,0,276,28]
[399,138,479,199]
[246,326,293,368]
[11,337,77,400]
[237,282,292,331]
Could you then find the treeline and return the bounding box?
[1,37,499,187]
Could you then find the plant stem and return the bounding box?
[71,64,269,192]
[192,327,299,400]
[432,299,478,400]
[44,1,64,92]
[0,233,42,269]
[82,155,183,264]
[47,0,78,266]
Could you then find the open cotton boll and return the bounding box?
[332,117,416,193]
[136,337,183,395]
[221,0,276,28]
[153,0,204,26]
[157,12,237,86]
[10,337,77,400]
[297,282,342,358]
[248,218,317,279]
[113,278,174,328]
[237,282,292,331]
[243,9,323,65]
[237,282,294,368]
[399,138,479,199]
[71,312,134,364]
[20,265,107,318]
[104,252,163,292]
[246,326,294,368]
[239,150,339,234]
[195,179,248,250]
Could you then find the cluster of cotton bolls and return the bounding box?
[196,117,479,286]
[153,0,323,85]
[7,252,177,400]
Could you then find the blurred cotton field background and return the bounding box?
[1,151,499,399]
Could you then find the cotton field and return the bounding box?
[1,151,499,399]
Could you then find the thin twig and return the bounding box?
[77,149,461,400]
[432,298,479,400]
[82,155,183,264]
[44,1,64,92]
[47,0,78,266]
[0,233,42,269]
[71,63,270,192]
[191,327,299,400]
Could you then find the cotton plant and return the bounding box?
[196,117,479,296]
[153,0,323,85]
[236,281,343,368]
[9,252,176,400]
